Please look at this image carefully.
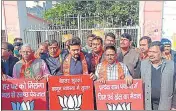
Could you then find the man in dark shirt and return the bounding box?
[63,37,91,75]
[44,40,64,75]
[1,42,19,79]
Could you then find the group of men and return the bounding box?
[1,32,176,110]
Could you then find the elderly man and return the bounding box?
[139,36,152,60]
[1,42,19,80]
[12,44,50,81]
[117,33,140,79]
[161,38,176,63]
[63,38,91,75]
[93,45,133,85]
[140,41,176,110]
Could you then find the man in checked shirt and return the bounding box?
[93,45,133,85]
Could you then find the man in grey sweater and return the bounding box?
[117,33,140,78]
[140,41,176,110]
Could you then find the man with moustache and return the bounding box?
[140,41,176,110]
[44,40,64,75]
[117,33,140,78]
[82,34,96,53]
[12,44,50,80]
[63,38,92,75]
[161,38,176,63]
[139,36,152,60]
[104,32,116,46]
[93,45,133,85]
[87,36,104,73]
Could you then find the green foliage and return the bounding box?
[43,1,139,27]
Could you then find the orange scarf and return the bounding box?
[63,52,88,75]
[140,52,149,60]
[49,49,61,58]
[99,60,124,80]
[92,50,104,67]
[20,54,36,78]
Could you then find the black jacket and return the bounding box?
[1,55,19,77]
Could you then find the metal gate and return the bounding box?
[24,14,140,51]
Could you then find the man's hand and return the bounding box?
[2,74,7,81]
[90,73,97,81]
[124,75,133,86]
[34,75,44,81]
[97,78,106,84]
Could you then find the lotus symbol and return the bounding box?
[58,95,82,110]
[106,102,131,110]
[11,100,34,110]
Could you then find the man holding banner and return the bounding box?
[63,37,92,75]
[94,45,133,85]
[12,44,50,81]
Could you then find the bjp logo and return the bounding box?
[58,95,82,110]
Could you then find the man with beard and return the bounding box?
[117,33,140,78]
[12,44,50,80]
[93,45,133,85]
[161,38,176,63]
[139,36,152,60]
[140,41,176,110]
[63,38,92,75]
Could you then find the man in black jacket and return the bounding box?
[1,42,19,80]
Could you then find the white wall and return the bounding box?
[27,14,49,28]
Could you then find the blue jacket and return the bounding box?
[1,55,19,77]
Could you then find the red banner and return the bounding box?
[2,79,47,110]
[95,79,144,110]
[48,75,94,110]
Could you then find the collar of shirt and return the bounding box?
[107,62,116,68]
[71,56,81,62]
[151,60,163,70]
